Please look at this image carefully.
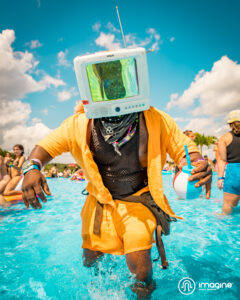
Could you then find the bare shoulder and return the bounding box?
[219,132,233,146]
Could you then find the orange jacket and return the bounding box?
[38,106,198,219]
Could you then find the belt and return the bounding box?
[93,192,175,269]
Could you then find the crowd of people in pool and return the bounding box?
[0,146,85,206]
[0,110,239,215]
[0,108,239,299]
[43,164,85,180]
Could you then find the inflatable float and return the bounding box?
[3,177,23,203]
[71,175,85,181]
[4,194,23,203]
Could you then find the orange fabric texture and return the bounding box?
[81,186,156,255]
[37,106,199,254]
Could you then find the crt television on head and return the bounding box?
[74,47,150,119]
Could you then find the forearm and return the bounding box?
[217,138,227,178]
[217,158,226,177]
[29,145,53,166]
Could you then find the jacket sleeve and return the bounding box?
[160,111,199,164]
[36,117,73,158]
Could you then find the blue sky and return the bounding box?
[0,0,240,160]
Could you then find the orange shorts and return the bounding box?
[81,190,157,255]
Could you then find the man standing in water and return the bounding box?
[217,110,240,214]
[21,49,212,296]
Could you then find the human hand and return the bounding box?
[179,157,212,199]
[22,169,51,209]
[189,160,212,199]
[217,179,224,190]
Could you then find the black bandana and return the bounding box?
[97,113,138,154]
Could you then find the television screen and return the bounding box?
[74,47,149,118]
[86,58,139,102]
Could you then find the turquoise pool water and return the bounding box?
[0,175,239,299]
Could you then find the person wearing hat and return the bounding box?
[217,110,240,214]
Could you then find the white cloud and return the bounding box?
[167,93,179,109]
[167,56,240,117]
[94,26,162,51]
[0,29,66,152]
[57,87,78,102]
[125,33,137,46]
[145,28,161,50]
[31,117,42,125]
[52,152,76,164]
[106,22,120,33]
[0,29,65,101]
[92,22,101,32]
[0,99,51,152]
[95,32,121,50]
[58,90,72,102]
[0,100,30,129]
[29,40,42,49]
[173,117,192,122]
[39,74,65,89]
[173,114,229,138]
[2,122,51,157]
[183,118,221,136]
[57,50,71,67]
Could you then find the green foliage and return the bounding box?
[194,133,218,154]
[0,148,14,158]
[44,163,80,173]
[205,135,218,147]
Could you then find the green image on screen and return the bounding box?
[86,58,139,102]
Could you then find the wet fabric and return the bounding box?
[223,163,240,195]
[81,186,156,255]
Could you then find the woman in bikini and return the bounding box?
[3,144,25,197]
[0,155,11,206]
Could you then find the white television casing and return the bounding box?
[74,47,150,119]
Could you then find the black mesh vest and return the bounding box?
[90,116,148,199]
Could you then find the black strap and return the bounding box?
[93,201,103,236]
[153,225,169,269]
[81,188,89,195]
[118,193,170,268]
[93,192,172,269]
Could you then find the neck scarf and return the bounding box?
[98,113,138,155]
